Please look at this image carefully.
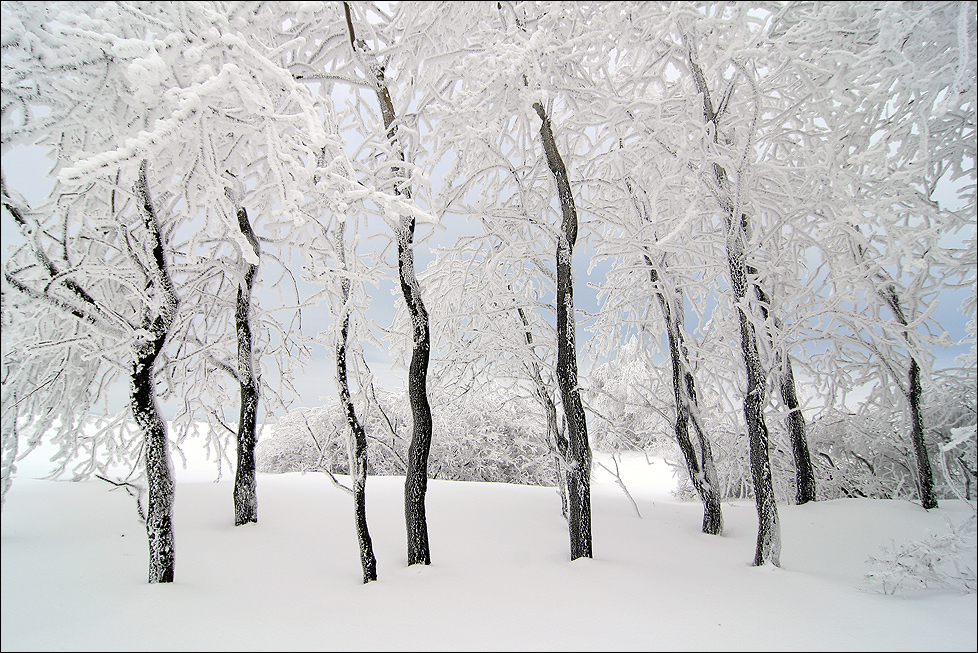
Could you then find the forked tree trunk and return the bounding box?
[343,1,433,565]
[233,207,260,526]
[651,262,723,535]
[132,160,180,582]
[534,101,592,560]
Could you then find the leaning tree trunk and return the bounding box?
[850,232,938,511]
[517,304,569,519]
[624,176,722,533]
[878,282,938,510]
[907,358,937,509]
[334,219,378,583]
[779,353,816,504]
[651,261,723,535]
[343,1,433,565]
[534,101,592,561]
[684,36,779,565]
[133,160,180,582]
[232,206,261,526]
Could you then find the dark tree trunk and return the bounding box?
[343,1,433,565]
[644,253,723,535]
[132,160,180,582]
[683,37,780,563]
[131,347,175,584]
[879,283,938,510]
[399,226,433,566]
[909,348,938,509]
[780,355,816,505]
[233,207,260,526]
[534,101,592,561]
[856,247,938,511]
[337,305,379,583]
[622,175,722,533]
[750,278,816,505]
[727,231,781,567]
[666,294,724,535]
[334,219,378,583]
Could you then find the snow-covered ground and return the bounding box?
[2,437,975,651]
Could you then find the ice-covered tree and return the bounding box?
[1,1,339,580]
[422,0,629,560]
[335,0,437,567]
[766,0,976,510]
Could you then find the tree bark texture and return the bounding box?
[623,175,723,533]
[233,207,260,526]
[398,215,434,566]
[534,101,592,560]
[683,39,780,563]
[133,160,180,582]
[750,278,816,505]
[727,227,781,567]
[649,260,723,535]
[344,2,434,565]
[907,358,937,509]
[879,282,938,510]
[131,350,175,584]
[334,219,378,583]
[779,354,817,505]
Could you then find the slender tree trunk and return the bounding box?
[684,37,779,564]
[623,177,722,532]
[750,278,816,505]
[131,347,175,584]
[384,100,433,565]
[516,304,569,518]
[334,219,378,583]
[877,282,938,510]
[534,101,592,560]
[727,223,781,567]
[780,355,816,504]
[343,1,433,565]
[132,160,179,582]
[652,266,723,535]
[399,222,433,566]
[907,358,937,509]
[233,207,260,526]
[851,232,939,511]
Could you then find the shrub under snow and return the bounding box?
[257,388,559,487]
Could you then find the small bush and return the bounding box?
[865,513,977,595]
